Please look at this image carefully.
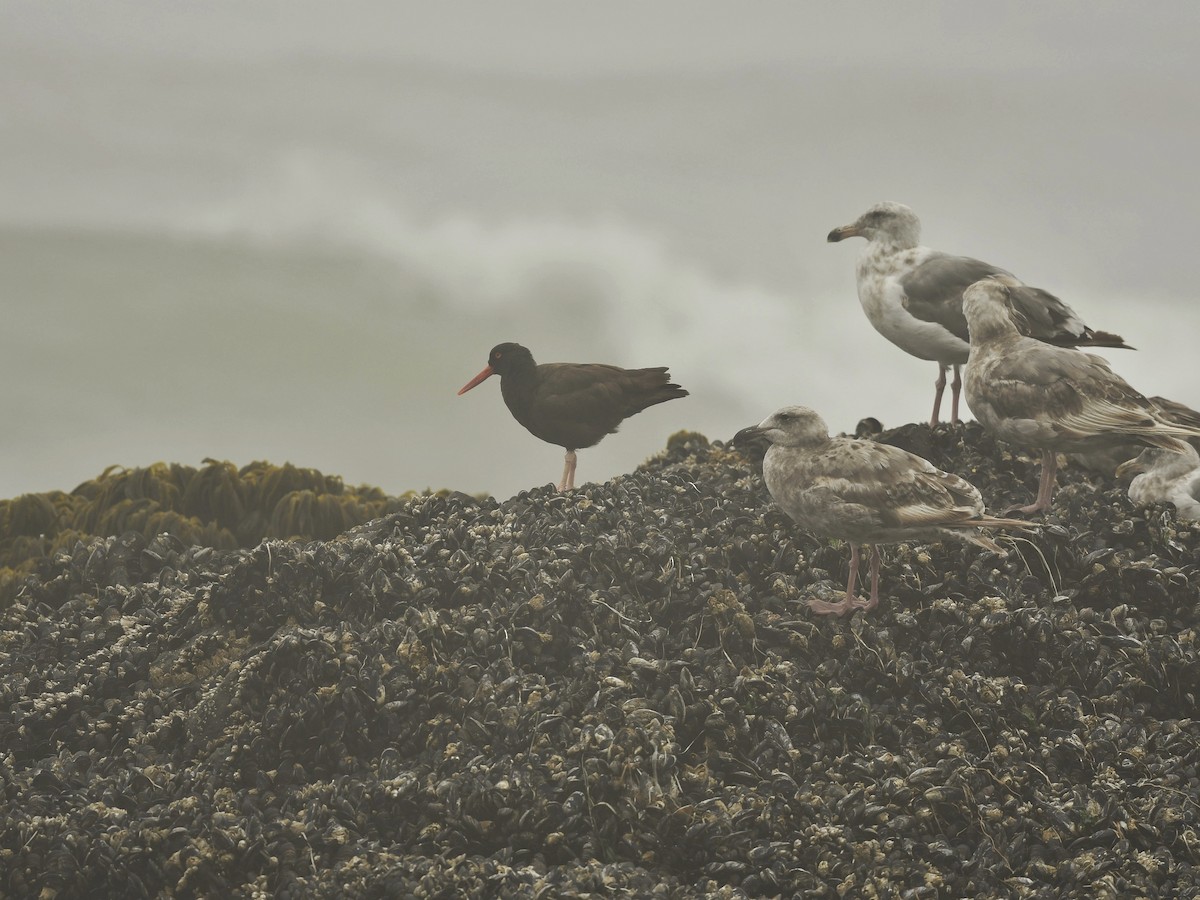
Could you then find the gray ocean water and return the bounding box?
[2,3,1198,500]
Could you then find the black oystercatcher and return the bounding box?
[827,201,1131,427]
[458,342,689,491]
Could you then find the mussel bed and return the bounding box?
[1,424,1198,897]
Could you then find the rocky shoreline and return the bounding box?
[2,425,1198,897]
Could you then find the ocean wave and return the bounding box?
[181,152,857,409]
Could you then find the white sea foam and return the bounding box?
[182,152,872,417]
[175,150,1200,485]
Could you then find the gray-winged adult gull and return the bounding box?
[737,405,1029,616]
[827,202,1131,427]
[962,277,1200,515]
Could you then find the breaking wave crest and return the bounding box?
[182,153,856,411]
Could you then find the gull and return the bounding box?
[962,277,1200,514]
[737,405,1029,616]
[1072,395,1200,474]
[1117,444,1200,522]
[828,202,1130,427]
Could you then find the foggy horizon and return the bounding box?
[2,2,1198,499]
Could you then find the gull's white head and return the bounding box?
[1117,444,1200,481]
[962,276,1022,343]
[743,405,831,448]
[828,201,921,249]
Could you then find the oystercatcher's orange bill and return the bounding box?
[457,365,495,395]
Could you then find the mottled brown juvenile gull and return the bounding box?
[736,405,1029,616]
[828,202,1130,427]
[1117,445,1200,522]
[963,277,1200,515]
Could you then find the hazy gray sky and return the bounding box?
[2,2,1198,498]
[6,2,1197,74]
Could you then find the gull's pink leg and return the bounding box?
[1005,449,1058,515]
[557,450,578,492]
[861,545,883,612]
[809,543,869,617]
[950,365,963,424]
[1035,449,1058,509]
[845,543,859,599]
[930,364,948,428]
